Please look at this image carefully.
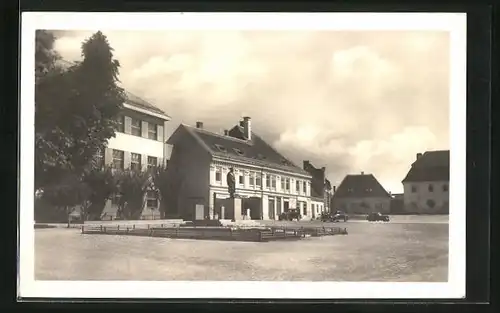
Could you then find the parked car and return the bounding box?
[366,212,390,222]
[279,209,302,221]
[320,211,348,222]
[332,210,349,222]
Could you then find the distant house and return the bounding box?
[303,161,333,217]
[166,117,314,221]
[401,150,450,214]
[331,172,391,214]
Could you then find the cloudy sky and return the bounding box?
[52,30,450,193]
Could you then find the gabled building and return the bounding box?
[303,160,333,217]
[99,91,171,220]
[331,172,391,214]
[401,150,450,214]
[165,117,314,220]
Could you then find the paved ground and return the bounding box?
[35,216,448,282]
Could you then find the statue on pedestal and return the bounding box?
[227,167,236,198]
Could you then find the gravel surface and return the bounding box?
[35,219,448,282]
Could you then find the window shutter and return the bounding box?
[141,121,148,138]
[124,116,132,134]
[157,125,164,142]
[104,148,113,166]
[141,154,148,171]
[123,151,131,169]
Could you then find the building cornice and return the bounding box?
[211,157,312,179]
[123,102,171,121]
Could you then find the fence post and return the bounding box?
[81,226,84,234]
[117,225,120,231]
[133,224,135,230]
[100,225,103,232]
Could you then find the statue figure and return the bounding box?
[226,167,236,198]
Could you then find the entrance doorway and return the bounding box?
[284,200,290,212]
[268,199,275,220]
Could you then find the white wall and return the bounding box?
[108,132,164,159]
[403,181,449,213]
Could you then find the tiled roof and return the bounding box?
[332,173,391,199]
[402,150,450,183]
[124,90,168,116]
[168,124,310,176]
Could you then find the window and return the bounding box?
[96,148,105,168]
[271,175,277,188]
[428,184,434,192]
[147,156,157,170]
[233,148,244,156]
[130,153,141,171]
[303,181,307,193]
[303,203,308,216]
[256,174,261,187]
[443,184,449,192]
[215,168,222,182]
[131,118,142,136]
[285,178,290,191]
[148,123,158,140]
[411,185,417,193]
[281,177,285,190]
[347,188,353,193]
[112,149,124,169]
[296,181,300,193]
[249,172,255,186]
[116,116,124,132]
[214,144,227,152]
[239,175,244,185]
[266,175,270,188]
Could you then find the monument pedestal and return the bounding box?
[233,198,242,221]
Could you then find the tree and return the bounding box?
[114,170,152,220]
[81,166,117,220]
[151,165,182,218]
[35,30,126,190]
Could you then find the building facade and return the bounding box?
[166,117,314,221]
[303,160,333,214]
[331,172,392,214]
[100,91,171,220]
[401,150,450,214]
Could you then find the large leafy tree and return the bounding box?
[35,30,126,218]
[151,165,181,218]
[114,170,153,220]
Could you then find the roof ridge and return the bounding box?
[184,124,254,145]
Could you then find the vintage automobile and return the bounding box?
[278,209,302,221]
[366,212,390,222]
[321,211,348,222]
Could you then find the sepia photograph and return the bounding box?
[19,12,466,299]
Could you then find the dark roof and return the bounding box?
[168,124,310,175]
[124,91,168,116]
[333,174,391,199]
[402,150,450,183]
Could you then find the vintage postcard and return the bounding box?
[19,12,466,299]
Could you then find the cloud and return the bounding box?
[52,30,450,193]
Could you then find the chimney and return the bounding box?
[333,186,336,193]
[361,171,364,175]
[303,160,310,170]
[224,129,229,135]
[196,121,203,129]
[243,116,252,140]
[239,120,244,127]
[321,167,326,173]
[416,153,423,160]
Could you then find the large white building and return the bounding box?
[165,117,315,220]
[401,150,450,214]
[99,91,171,220]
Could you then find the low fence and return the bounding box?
[81,224,347,242]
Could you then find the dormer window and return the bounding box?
[214,144,226,152]
[233,148,244,156]
[347,188,354,193]
[256,153,266,160]
[365,188,373,192]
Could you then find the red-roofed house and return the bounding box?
[165,117,314,220]
[331,172,392,214]
[402,150,450,214]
